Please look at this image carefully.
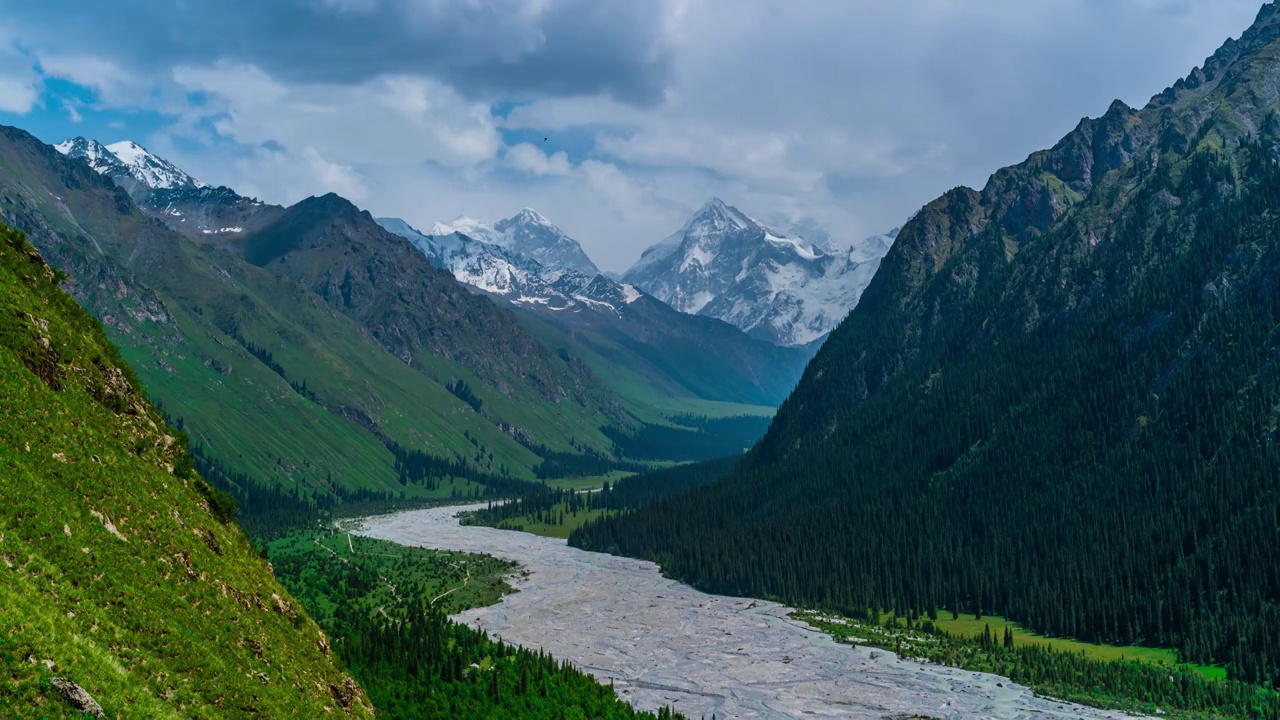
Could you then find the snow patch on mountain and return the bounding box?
[378,215,634,316]
[623,198,896,347]
[104,141,205,189]
[55,136,204,190]
[427,209,598,275]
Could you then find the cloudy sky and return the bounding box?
[0,0,1265,270]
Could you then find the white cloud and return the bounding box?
[39,55,140,105]
[0,30,41,114]
[504,142,572,176]
[0,75,40,113]
[171,63,501,169]
[232,145,370,205]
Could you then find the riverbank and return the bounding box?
[355,505,1142,720]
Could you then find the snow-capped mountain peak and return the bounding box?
[104,141,204,190]
[623,200,897,347]
[686,197,754,235]
[55,137,130,176]
[430,215,502,244]
[514,207,552,226]
[54,136,204,190]
[493,208,599,275]
[426,208,599,276]
[378,216,634,315]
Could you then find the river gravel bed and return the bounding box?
[356,505,1147,720]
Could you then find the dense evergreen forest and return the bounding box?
[797,610,1280,719]
[573,89,1280,691]
[603,414,770,461]
[267,529,684,719]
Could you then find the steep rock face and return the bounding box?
[575,2,1280,683]
[140,186,283,241]
[623,198,894,346]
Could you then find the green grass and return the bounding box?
[932,612,1225,680]
[497,506,616,539]
[0,225,370,718]
[794,608,1270,720]
[267,526,517,619]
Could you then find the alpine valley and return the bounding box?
[11,2,1280,719]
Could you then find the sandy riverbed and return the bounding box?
[356,505,1146,720]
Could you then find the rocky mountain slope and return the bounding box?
[0,223,370,718]
[380,217,812,407]
[575,2,1280,686]
[623,198,895,346]
[55,137,202,196]
[243,194,619,415]
[55,136,281,240]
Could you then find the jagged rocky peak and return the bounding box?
[54,136,128,176]
[624,198,897,347]
[54,136,204,190]
[493,208,599,275]
[427,208,599,276]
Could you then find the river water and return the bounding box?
[355,505,1143,720]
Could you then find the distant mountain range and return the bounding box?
[623,198,897,347]
[1,128,829,516]
[378,215,811,407]
[56,136,281,239]
[8,127,623,500]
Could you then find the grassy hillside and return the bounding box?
[0,224,371,718]
[0,126,625,517]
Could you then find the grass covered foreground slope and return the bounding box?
[575,2,1280,690]
[0,225,371,718]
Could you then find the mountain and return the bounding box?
[433,208,600,275]
[242,194,620,417]
[575,3,1280,688]
[3,123,656,532]
[140,185,283,241]
[623,198,895,346]
[54,136,279,240]
[0,224,370,717]
[380,216,812,408]
[55,137,203,196]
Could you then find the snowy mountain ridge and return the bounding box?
[431,209,599,276]
[55,137,204,190]
[623,198,897,347]
[378,216,640,315]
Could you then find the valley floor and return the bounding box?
[355,505,1143,720]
